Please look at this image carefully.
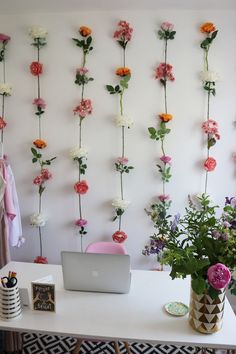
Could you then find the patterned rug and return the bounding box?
[22,333,218,354]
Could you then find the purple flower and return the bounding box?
[171,213,180,231]
[160,155,172,165]
[225,197,236,207]
[223,221,231,228]
[212,230,228,241]
[207,263,231,290]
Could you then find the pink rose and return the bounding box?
[74,180,89,194]
[155,63,175,81]
[41,168,52,181]
[207,263,231,290]
[161,22,174,31]
[158,194,170,202]
[116,156,129,164]
[73,99,93,118]
[33,98,46,109]
[76,67,89,75]
[75,218,87,227]
[0,33,11,42]
[112,230,127,243]
[204,157,217,172]
[160,155,172,164]
[33,175,42,185]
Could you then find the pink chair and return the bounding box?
[73,242,131,354]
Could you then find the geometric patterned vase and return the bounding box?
[188,288,225,334]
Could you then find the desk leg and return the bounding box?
[73,339,83,354]
[124,341,131,354]
[113,341,121,354]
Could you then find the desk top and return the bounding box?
[0,261,236,349]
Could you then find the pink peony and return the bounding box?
[116,156,129,164]
[0,117,7,130]
[158,194,170,202]
[161,22,174,31]
[76,67,89,75]
[160,155,172,164]
[41,168,52,181]
[0,33,11,42]
[204,157,217,172]
[33,175,42,185]
[207,263,231,290]
[33,98,46,109]
[113,20,133,42]
[75,218,88,227]
[112,230,127,243]
[155,63,175,81]
[73,99,93,118]
[74,180,89,194]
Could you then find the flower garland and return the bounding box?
[72,26,93,252]
[0,33,11,152]
[200,23,219,193]
[143,22,176,265]
[29,26,56,264]
[106,20,134,243]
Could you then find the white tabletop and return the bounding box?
[0,261,236,350]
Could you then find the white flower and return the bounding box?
[30,213,47,227]
[200,70,220,82]
[115,114,134,128]
[29,26,47,39]
[69,145,88,159]
[112,198,130,210]
[0,83,12,96]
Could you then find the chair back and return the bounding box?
[85,241,126,255]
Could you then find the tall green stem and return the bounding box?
[39,227,42,257]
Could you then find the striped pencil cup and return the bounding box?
[0,284,22,320]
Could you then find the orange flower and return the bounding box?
[159,113,173,122]
[200,22,216,34]
[79,26,92,37]
[33,139,47,149]
[116,67,131,77]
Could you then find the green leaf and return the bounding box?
[31,148,38,156]
[191,277,207,294]
[115,85,120,92]
[148,127,156,135]
[106,85,114,92]
[32,158,37,163]
[208,286,221,299]
[211,30,218,40]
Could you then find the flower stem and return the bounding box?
[118,215,122,231]
[123,48,126,67]
[38,226,43,257]
[80,236,83,252]
[1,95,5,144]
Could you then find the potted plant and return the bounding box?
[143,194,236,333]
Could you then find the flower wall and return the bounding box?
[0,10,236,278]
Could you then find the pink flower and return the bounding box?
[73,99,93,118]
[75,218,88,227]
[33,98,46,109]
[155,63,175,81]
[113,20,133,42]
[161,22,174,31]
[34,256,48,264]
[112,230,127,243]
[202,119,220,140]
[160,155,172,164]
[76,67,89,75]
[0,33,11,42]
[116,156,129,164]
[0,117,7,130]
[33,175,42,185]
[207,263,231,290]
[158,194,170,202]
[204,157,217,172]
[41,168,52,181]
[74,180,89,194]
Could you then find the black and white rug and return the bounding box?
[22,333,217,354]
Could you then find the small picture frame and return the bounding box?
[31,282,55,312]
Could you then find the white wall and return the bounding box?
[0,10,236,271]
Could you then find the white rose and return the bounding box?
[115,114,134,128]
[112,198,130,210]
[29,26,47,39]
[30,213,47,227]
[69,145,88,159]
[0,83,12,96]
[200,70,220,82]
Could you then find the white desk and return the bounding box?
[0,261,236,350]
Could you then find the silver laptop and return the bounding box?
[61,251,131,294]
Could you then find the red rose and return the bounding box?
[34,256,48,264]
[112,230,128,243]
[30,61,43,76]
[204,157,217,172]
[74,180,89,194]
[0,117,7,130]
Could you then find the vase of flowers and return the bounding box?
[143,194,236,333]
